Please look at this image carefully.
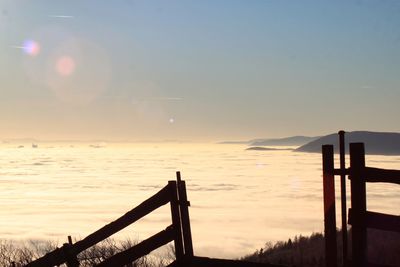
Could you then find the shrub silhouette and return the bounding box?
[0,238,174,267]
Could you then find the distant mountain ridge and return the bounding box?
[246,147,294,151]
[219,136,320,146]
[217,141,251,144]
[250,136,320,146]
[296,131,400,155]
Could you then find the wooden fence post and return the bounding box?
[168,181,185,262]
[338,130,348,266]
[62,235,79,267]
[176,172,194,257]
[322,145,337,267]
[349,143,367,267]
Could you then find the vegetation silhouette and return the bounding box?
[296,131,400,155]
[242,229,400,267]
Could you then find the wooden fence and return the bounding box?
[23,172,283,267]
[322,140,400,267]
[24,172,192,267]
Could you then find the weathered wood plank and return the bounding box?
[62,243,79,267]
[74,184,170,253]
[333,168,350,176]
[177,172,194,256]
[24,247,65,267]
[95,226,175,267]
[349,143,367,267]
[322,145,338,267]
[348,209,400,233]
[169,181,185,260]
[338,130,348,265]
[364,167,400,185]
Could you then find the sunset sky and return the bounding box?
[1,1,400,141]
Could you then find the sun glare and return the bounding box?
[56,56,76,76]
[23,40,40,56]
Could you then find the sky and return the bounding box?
[1,0,400,141]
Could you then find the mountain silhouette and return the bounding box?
[295,131,400,155]
[250,136,319,146]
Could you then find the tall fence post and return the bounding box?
[349,143,367,267]
[338,130,348,266]
[176,172,194,257]
[322,145,338,267]
[168,181,185,262]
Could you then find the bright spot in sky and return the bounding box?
[56,56,75,76]
[22,40,40,56]
[169,118,175,123]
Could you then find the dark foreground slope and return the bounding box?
[295,131,400,155]
[242,229,400,267]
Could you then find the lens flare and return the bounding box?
[56,56,75,76]
[23,40,40,56]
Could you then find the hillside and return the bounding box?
[242,229,400,267]
[295,131,400,155]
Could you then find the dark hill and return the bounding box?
[295,131,400,155]
[250,136,319,146]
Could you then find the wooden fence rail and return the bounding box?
[74,184,171,254]
[348,209,400,233]
[363,167,400,184]
[96,226,175,267]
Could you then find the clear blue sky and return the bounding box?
[1,0,400,141]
